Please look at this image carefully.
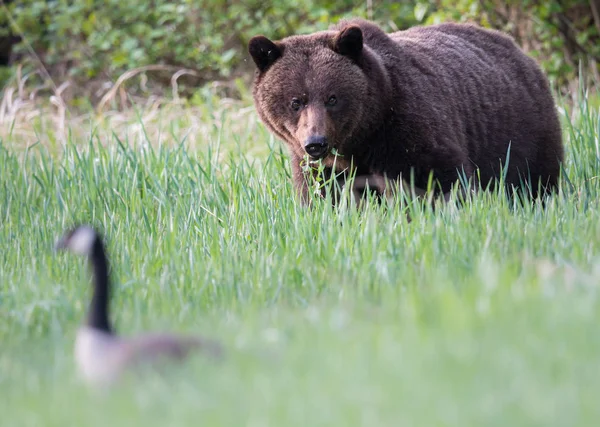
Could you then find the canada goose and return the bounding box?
[55,225,222,386]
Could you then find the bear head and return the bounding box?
[248,25,385,170]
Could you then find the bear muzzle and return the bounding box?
[304,135,329,159]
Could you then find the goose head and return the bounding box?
[55,225,99,256]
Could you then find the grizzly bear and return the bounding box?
[248,18,564,205]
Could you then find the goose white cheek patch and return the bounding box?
[68,226,97,255]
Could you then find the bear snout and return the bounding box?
[304,135,329,159]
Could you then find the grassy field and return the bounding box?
[1,86,599,426]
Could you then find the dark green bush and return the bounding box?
[0,1,420,101]
[0,0,598,104]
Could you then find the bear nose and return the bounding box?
[304,136,329,159]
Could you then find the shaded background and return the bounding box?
[0,0,599,108]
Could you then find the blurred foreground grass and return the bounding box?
[0,88,599,426]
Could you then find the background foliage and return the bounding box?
[0,0,598,105]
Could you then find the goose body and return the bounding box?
[75,326,123,385]
[75,326,214,386]
[56,225,222,386]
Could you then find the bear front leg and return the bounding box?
[290,153,313,206]
[290,153,341,206]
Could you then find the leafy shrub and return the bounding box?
[0,1,421,104]
[0,0,597,105]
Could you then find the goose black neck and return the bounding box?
[87,237,113,334]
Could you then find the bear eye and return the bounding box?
[326,95,337,106]
[290,98,302,111]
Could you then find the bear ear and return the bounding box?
[248,36,282,72]
[333,26,363,60]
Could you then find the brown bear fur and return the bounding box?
[248,18,564,205]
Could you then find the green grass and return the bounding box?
[1,89,600,426]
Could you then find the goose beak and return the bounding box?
[54,236,67,252]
